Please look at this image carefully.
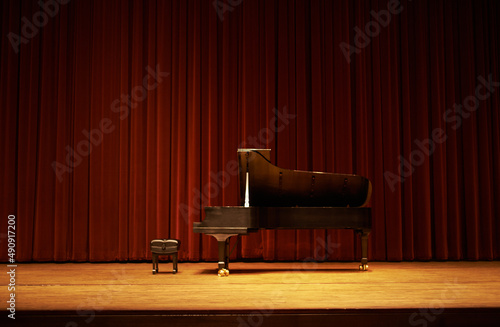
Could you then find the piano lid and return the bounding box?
[237,149,372,208]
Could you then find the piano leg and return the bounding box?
[358,230,370,271]
[207,234,237,276]
[217,238,230,270]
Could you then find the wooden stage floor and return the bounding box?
[2,261,500,326]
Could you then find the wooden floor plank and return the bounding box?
[2,261,500,312]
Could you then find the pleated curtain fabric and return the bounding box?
[0,0,499,262]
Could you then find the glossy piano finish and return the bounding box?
[193,149,373,274]
[237,149,372,207]
[196,206,371,230]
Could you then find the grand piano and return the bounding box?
[193,149,372,275]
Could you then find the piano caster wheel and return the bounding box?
[218,268,229,277]
[173,269,177,274]
[152,270,156,275]
[359,264,368,271]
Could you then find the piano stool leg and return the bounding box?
[152,253,158,274]
[172,253,178,274]
[359,231,370,271]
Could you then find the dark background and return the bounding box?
[1,0,499,262]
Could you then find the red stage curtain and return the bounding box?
[0,0,499,262]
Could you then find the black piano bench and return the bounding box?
[150,239,180,274]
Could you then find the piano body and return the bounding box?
[193,149,372,274]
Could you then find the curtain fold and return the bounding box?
[1,0,499,262]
